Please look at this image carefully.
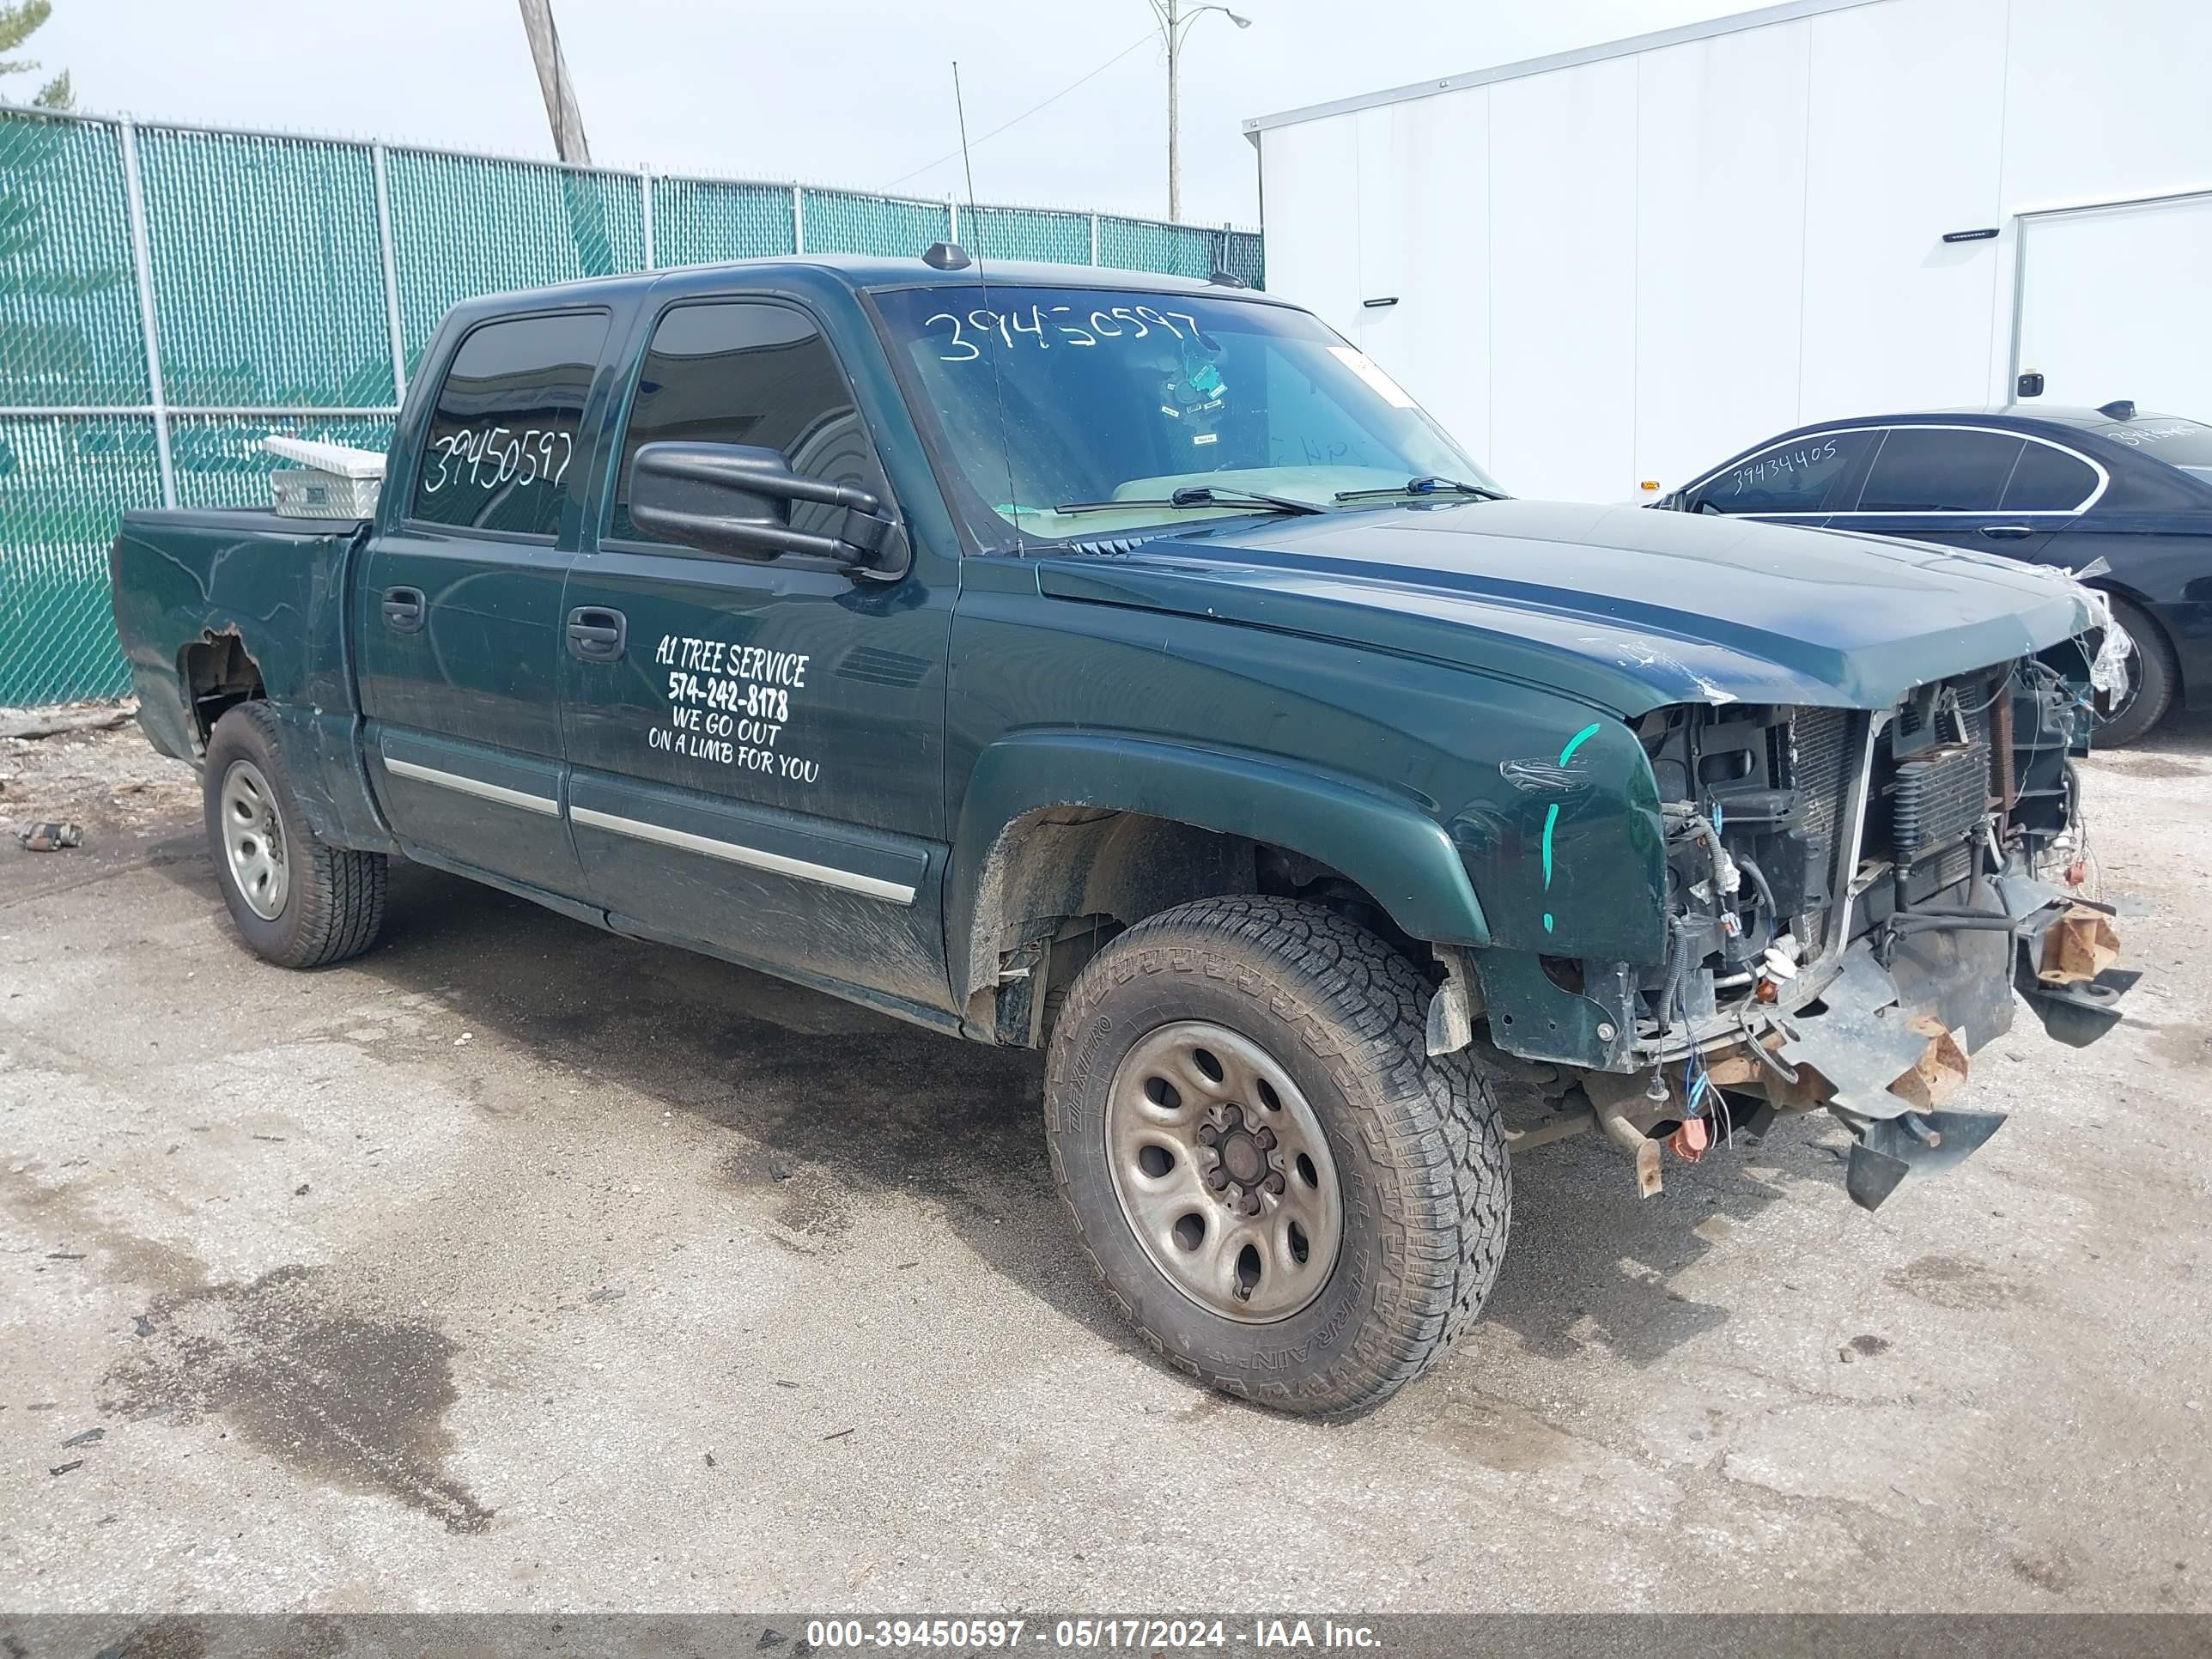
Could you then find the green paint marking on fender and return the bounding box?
[1538,725,1599,939]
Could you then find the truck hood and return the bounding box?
[1031,500,2095,714]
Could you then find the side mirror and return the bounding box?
[628,441,908,580]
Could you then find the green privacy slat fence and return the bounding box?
[0,416,160,705]
[0,112,149,405]
[651,175,794,268]
[965,204,1093,264]
[0,101,1261,706]
[1098,216,1262,288]
[138,128,396,407]
[387,150,647,364]
[800,188,951,259]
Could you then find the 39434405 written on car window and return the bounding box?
[408,311,612,538]
[1697,431,1875,514]
[871,285,1498,543]
[607,301,888,548]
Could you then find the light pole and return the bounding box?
[1149,0,1251,224]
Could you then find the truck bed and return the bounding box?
[109,505,384,848]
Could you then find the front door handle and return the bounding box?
[1978,525,2036,540]
[381,586,426,632]
[568,606,627,662]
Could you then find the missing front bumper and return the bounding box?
[1759,876,2136,1208]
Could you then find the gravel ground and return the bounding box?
[1,714,2208,1613]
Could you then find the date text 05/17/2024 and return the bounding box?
[801,1619,1382,1650]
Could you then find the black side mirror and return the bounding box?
[629,441,908,580]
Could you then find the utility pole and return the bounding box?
[1149,0,1251,223]
[518,0,592,166]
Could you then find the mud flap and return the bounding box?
[1845,1109,2008,1212]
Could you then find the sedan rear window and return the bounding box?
[1999,441,2099,512]
[1856,428,2023,513]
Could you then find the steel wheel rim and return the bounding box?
[1104,1019,1345,1324]
[220,759,289,921]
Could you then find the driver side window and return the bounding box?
[606,300,886,548]
[1692,430,1875,516]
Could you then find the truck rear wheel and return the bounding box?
[203,703,386,969]
[1043,896,1509,1415]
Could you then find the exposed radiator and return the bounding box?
[1890,740,1991,862]
[1786,707,1859,956]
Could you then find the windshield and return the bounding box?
[2093,416,2212,485]
[872,284,1497,544]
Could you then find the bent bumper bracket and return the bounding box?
[1844,1109,2009,1211]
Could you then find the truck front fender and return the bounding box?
[950,730,1490,1004]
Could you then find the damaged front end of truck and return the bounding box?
[1452,641,2138,1211]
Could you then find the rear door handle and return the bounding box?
[1978,525,2036,540]
[568,606,627,661]
[381,586,426,632]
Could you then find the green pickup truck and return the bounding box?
[109,253,2135,1414]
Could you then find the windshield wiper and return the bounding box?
[1053,484,1328,518]
[1334,476,1507,503]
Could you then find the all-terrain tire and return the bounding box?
[203,702,387,969]
[2096,596,2176,749]
[1042,896,1510,1416]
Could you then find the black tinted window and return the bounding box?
[1856,428,2024,513]
[410,312,609,537]
[1999,441,2098,511]
[1697,431,1872,514]
[610,301,884,546]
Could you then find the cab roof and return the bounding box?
[455,252,1286,317]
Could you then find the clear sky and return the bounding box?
[21,0,1748,227]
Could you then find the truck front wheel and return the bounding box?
[203,703,387,969]
[1043,896,1510,1415]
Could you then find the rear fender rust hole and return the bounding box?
[1137,1144,1175,1179]
[1288,1221,1310,1264]
[1144,1076,1182,1110]
[1173,1213,1206,1252]
[1295,1152,1319,1188]
[1256,1079,1283,1113]
[1235,1243,1262,1295]
[1193,1047,1224,1085]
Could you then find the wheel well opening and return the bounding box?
[969,805,1430,1048]
[181,631,265,745]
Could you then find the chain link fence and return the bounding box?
[0,103,1263,707]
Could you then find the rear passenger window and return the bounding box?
[1856,429,2024,513]
[2000,442,2098,512]
[607,301,885,548]
[409,311,611,538]
[1695,431,1873,515]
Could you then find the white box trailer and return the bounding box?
[1243,0,2212,503]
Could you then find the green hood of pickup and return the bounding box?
[1032,500,2093,715]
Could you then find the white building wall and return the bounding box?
[1251,0,2212,502]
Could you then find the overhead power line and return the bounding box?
[884,32,1156,191]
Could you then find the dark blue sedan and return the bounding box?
[1659,404,2212,744]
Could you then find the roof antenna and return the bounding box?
[946,59,1024,546]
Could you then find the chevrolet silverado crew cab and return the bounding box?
[110,253,2136,1415]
